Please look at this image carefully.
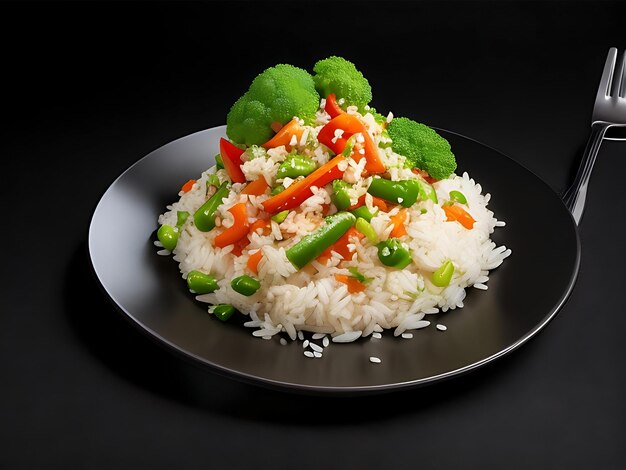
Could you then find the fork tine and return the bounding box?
[618,50,626,98]
[597,47,617,99]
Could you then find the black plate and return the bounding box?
[88,125,580,394]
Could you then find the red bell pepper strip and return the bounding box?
[317,114,386,174]
[261,119,304,150]
[214,203,250,248]
[262,155,345,214]
[347,194,389,212]
[246,249,264,274]
[324,93,346,118]
[219,138,246,184]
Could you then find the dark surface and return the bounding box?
[89,125,580,392]
[2,1,625,468]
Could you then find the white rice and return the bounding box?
[156,105,512,352]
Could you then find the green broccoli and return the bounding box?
[312,56,372,109]
[226,64,320,146]
[386,117,457,180]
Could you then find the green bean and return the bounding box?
[193,181,229,232]
[271,210,289,224]
[212,304,235,321]
[215,154,224,170]
[286,212,356,269]
[351,205,378,222]
[449,190,467,205]
[231,275,261,296]
[186,270,218,294]
[157,224,179,251]
[377,238,412,269]
[276,153,317,179]
[368,178,420,208]
[355,217,379,244]
[432,260,455,287]
[332,180,352,211]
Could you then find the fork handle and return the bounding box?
[563,122,609,225]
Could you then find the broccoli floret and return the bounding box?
[387,117,457,180]
[313,56,372,109]
[226,64,320,146]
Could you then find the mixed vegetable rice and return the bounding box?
[155,56,511,345]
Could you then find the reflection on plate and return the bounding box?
[88,125,580,394]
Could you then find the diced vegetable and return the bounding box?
[212,304,236,321]
[248,219,271,235]
[331,180,352,211]
[261,118,304,149]
[271,210,289,223]
[157,225,179,251]
[367,178,420,208]
[351,205,378,222]
[219,138,246,184]
[355,217,379,244]
[193,181,229,232]
[432,260,454,287]
[180,179,196,193]
[241,176,269,196]
[335,274,367,293]
[317,226,364,264]
[286,212,356,269]
[231,275,261,296]
[443,204,475,229]
[262,155,345,214]
[213,203,250,248]
[377,238,412,269]
[324,93,346,118]
[186,270,218,294]
[347,267,372,284]
[246,250,263,274]
[317,113,386,174]
[206,174,220,188]
[215,154,224,170]
[389,209,408,238]
[449,190,467,205]
[176,211,189,227]
[277,153,317,179]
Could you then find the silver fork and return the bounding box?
[563,47,626,224]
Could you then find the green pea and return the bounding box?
[157,224,179,251]
[212,304,235,321]
[355,217,379,244]
[176,211,189,227]
[231,275,261,296]
[186,270,218,294]
[272,210,289,224]
[449,190,467,205]
[432,260,455,287]
[271,185,285,196]
[215,154,224,170]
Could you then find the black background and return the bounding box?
[2,1,626,468]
